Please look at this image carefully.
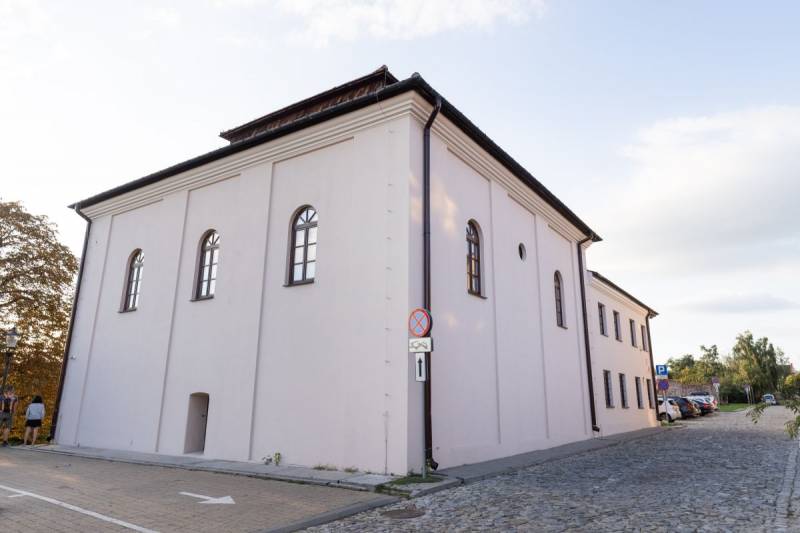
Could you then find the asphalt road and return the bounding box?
[0,448,389,532]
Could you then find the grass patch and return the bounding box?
[390,474,444,485]
[719,403,750,412]
[313,464,338,471]
[343,466,359,474]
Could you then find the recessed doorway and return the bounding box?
[184,393,209,454]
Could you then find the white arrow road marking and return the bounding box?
[0,483,158,533]
[179,491,236,505]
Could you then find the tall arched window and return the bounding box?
[554,270,565,328]
[466,220,482,295]
[196,230,220,299]
[123,250,144,311]
[289,206,318,285]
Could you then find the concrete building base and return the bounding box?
[31,444,397,491]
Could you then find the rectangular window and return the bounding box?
[646,378,654,408]
[619,373,628,408]
[604,370,614,408]
[635,377,643,409]
[613,311,622,341]
[598,303,607,336]
[641,325,648,352]
[629,319,637,347]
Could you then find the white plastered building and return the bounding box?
[53,67,658,475]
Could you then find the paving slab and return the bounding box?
[0,447,397,532]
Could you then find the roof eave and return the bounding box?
[589,270,658,317]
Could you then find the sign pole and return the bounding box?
[408,308,433,479]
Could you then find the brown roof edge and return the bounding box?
[589,270,658,317]
[69,71,601,242]
[219,65,398,143]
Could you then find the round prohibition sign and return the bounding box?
[408,308,432,337]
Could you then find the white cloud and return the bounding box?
[145,6,182,29]
[0,0,53,76]
[593,106,800,274]
[586,105,800,364]
[683,293,799,314]
[217,0,545,46]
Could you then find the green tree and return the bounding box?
[666,347,725,384]
[729,331,787,399]
[666,354,696,381]
[783,374,800,397]
[0,201,78,440]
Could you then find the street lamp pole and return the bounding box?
[2,327,20,393]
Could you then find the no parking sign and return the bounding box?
[408,308,432,337]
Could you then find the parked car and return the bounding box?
[691,398,715,415]
[658,398,682,422]
[762,394,778,405]
[669,396,700,418]
[687,392,718,411]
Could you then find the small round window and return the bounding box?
[518,243,527,261]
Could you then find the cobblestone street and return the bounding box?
[312,408,799,532]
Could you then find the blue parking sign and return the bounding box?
[655,365,668,377]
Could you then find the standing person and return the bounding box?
[23,396,44,446]
[1,386,17,447]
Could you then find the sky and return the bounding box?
[2,0,799,366]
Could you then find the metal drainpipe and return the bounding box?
[423,95,442,471]
[645,314,658,418]
[49,204,92,442]
[576,236,600,432]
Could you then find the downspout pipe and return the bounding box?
[49,204,92,442]
[423,95,442,471]
[645,315,658,419]
[577,235,600,432]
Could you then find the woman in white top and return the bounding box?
[23,395,45,445]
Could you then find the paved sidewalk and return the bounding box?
[0,447,395,532]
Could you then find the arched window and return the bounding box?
[123,250,144,311]
[554,270,565,328]
[196,230,220,299]
[289,206,318,285]
[466,221,482,295]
